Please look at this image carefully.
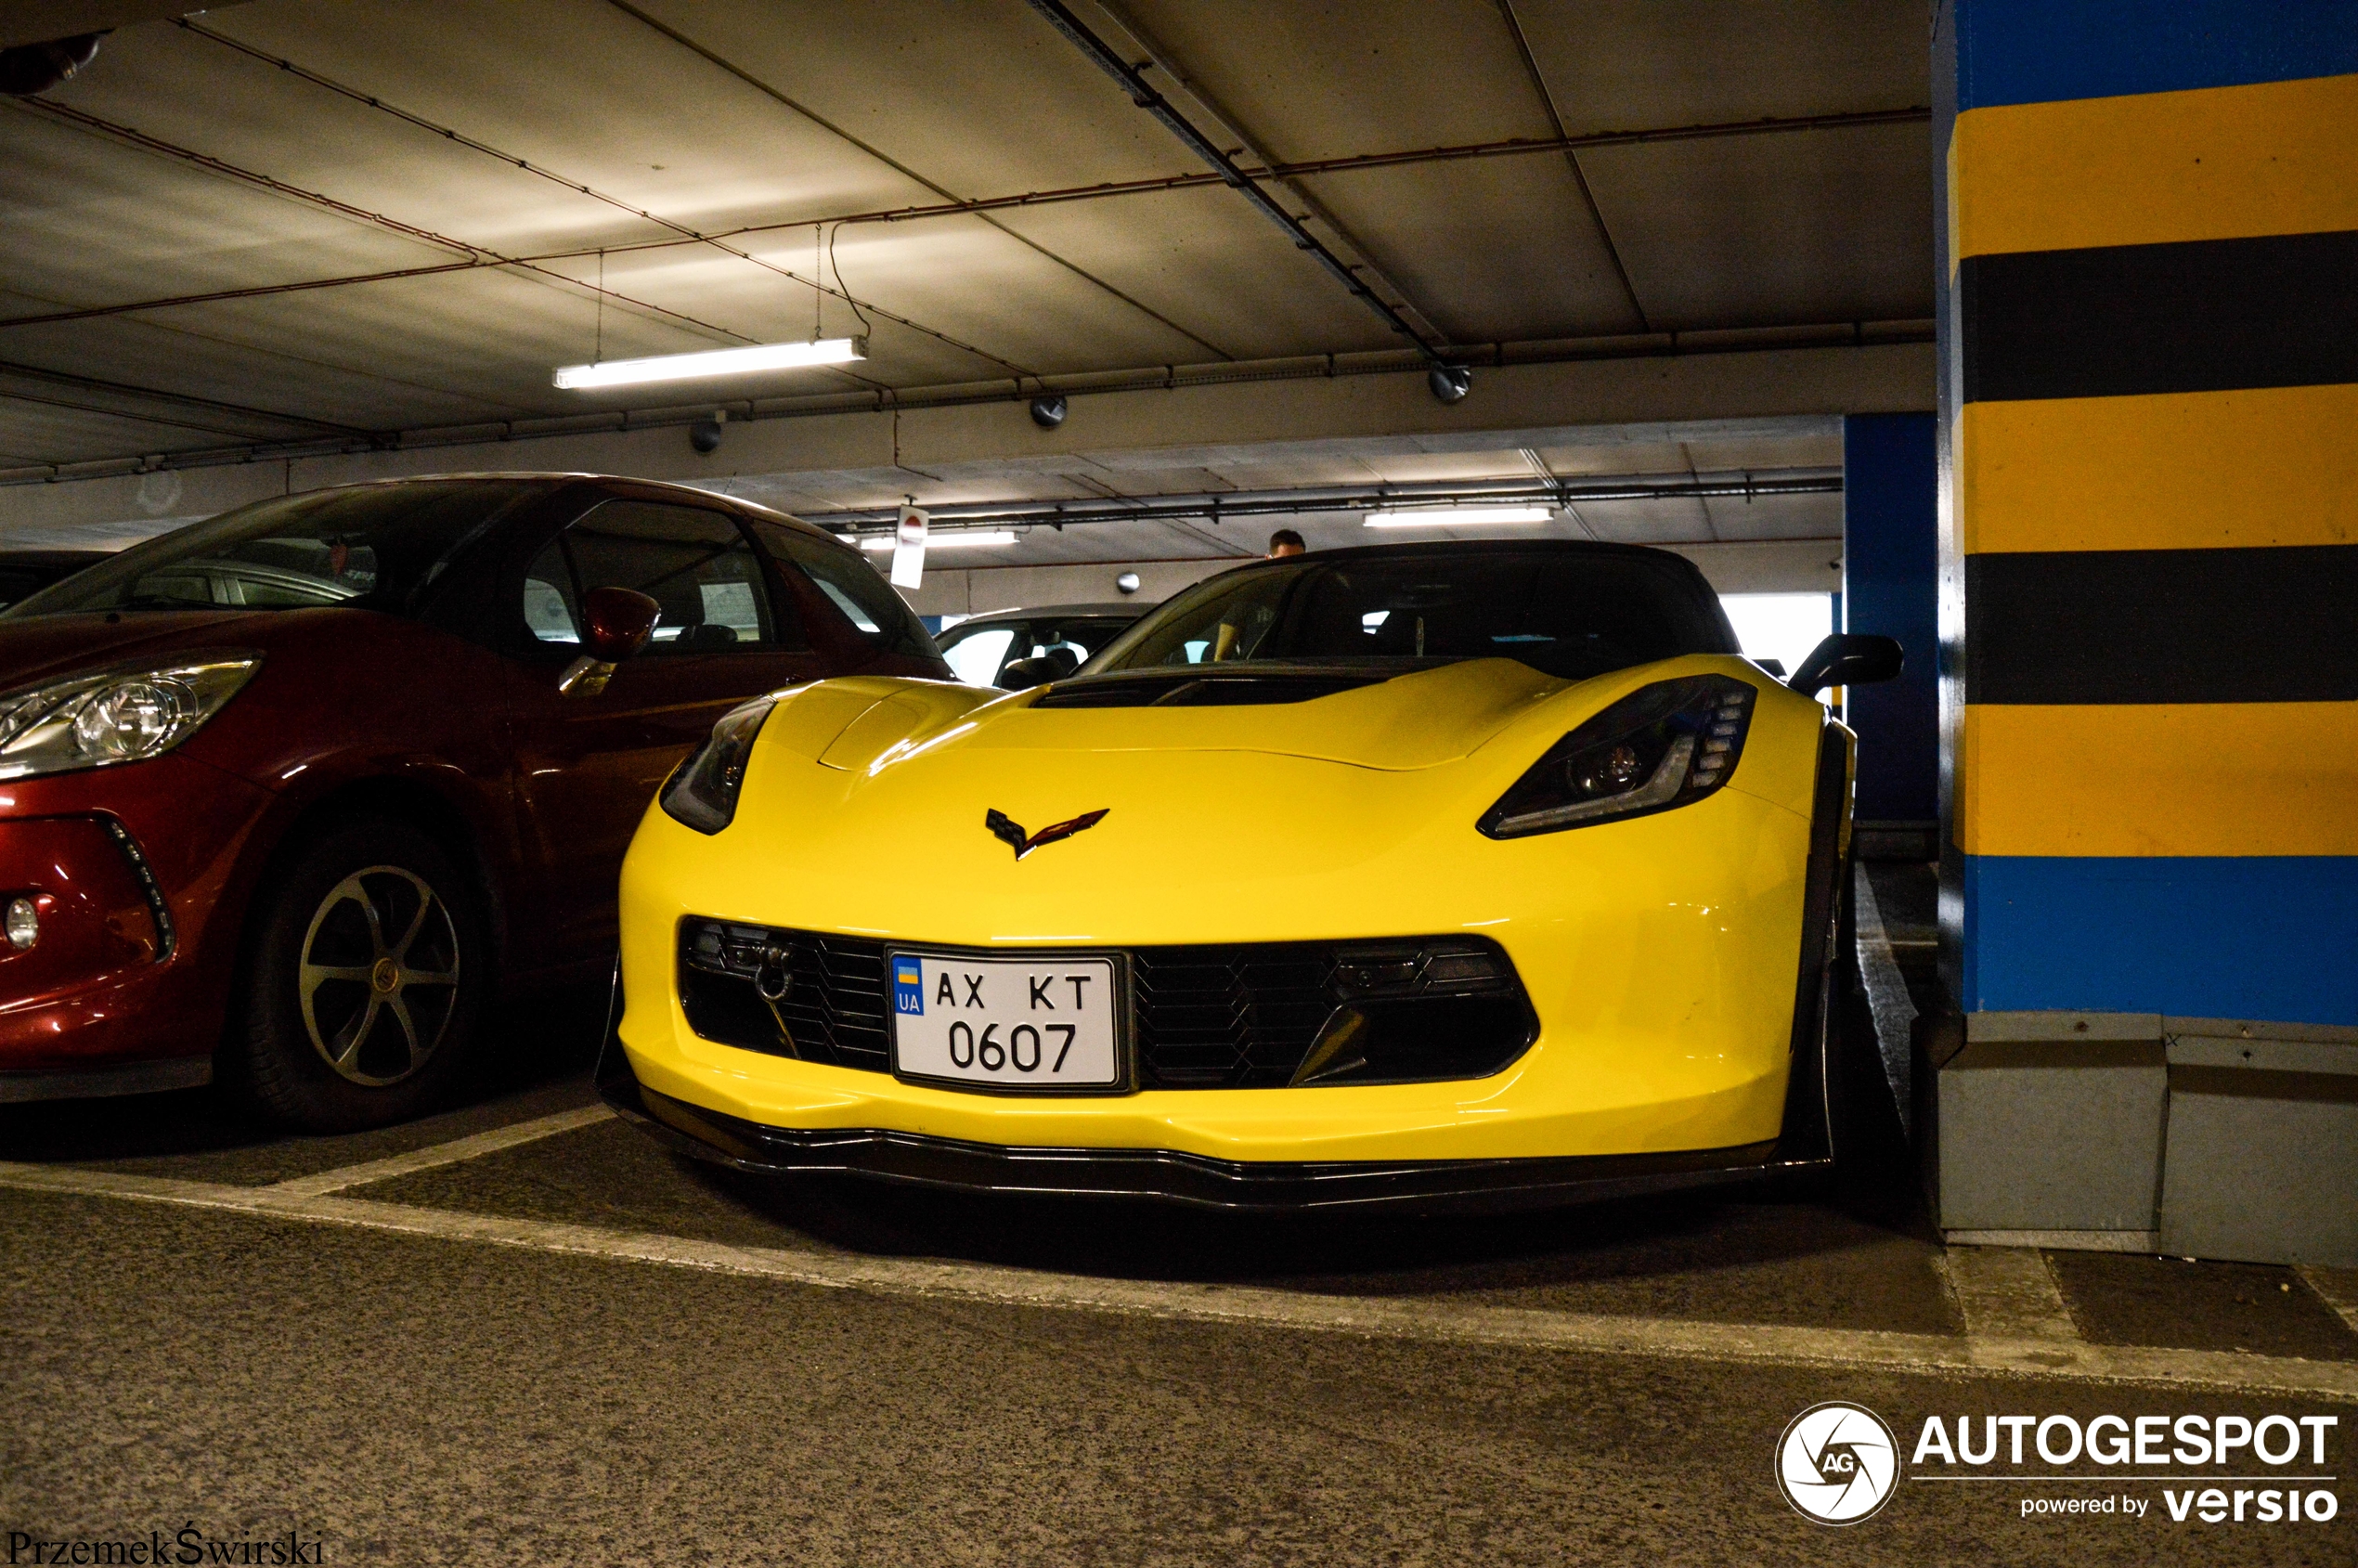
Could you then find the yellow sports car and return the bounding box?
[600,540,1900,1210]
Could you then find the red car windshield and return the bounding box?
[2,480,542,618]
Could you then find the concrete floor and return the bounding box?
[3,934,2353,1564]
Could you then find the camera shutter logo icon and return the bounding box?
[1776,1402,1900,1524]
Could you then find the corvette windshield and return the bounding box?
[1088,551,1736,682]
[2,480,540,618]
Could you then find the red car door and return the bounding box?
[498,496,827,975]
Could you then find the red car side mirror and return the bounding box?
[580,587,661,663]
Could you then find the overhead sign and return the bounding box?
[890,504,928,589]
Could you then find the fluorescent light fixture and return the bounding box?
[858,529,1017,551]
[553,336,866,390]
[1363,505,1553,527]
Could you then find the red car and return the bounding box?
[0,473,945,1128]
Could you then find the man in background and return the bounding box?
[1267,528,1304,558]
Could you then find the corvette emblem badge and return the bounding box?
[985,807,1109,861]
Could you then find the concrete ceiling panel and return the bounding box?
[1107,0,1556,160]
[1562,493,1714,543]
[978,187,1401,361]
[203,1,940,231]
[0,104,449,315]
[1294,158,1644,342]
[35,20,755,254]
[1579,122,1934,330]
[1676,429,1846,471]
[0,395,219,464]
[0,303,540,429]
[1506,0,1927,131]
[1700,487,1844,540]
[1532,439,1694,474]
[1354,449,1539,484]
[612,0,1203,193]
[725,213,1215,377]
[1194,454,1381,491]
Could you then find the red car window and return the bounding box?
[549,501,803,654]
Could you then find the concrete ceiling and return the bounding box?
[0,0,1933,485]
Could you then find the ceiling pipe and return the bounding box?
[1021,0,1455,378]
[806,470,1843,536]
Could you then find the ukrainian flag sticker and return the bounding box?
[892,956,924,1016]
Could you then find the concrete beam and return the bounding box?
[0,343,1931,538]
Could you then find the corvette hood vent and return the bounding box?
[1032,667,1388,708]
[792,659,1575,773]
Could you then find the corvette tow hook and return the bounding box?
[755,944,795,1003]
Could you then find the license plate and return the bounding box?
[887,951,1122,1090]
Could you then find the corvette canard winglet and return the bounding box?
[984,807,1109,861]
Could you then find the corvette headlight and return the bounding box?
[1479,675,1757,837]
[660,695,778,835]
[0,655,261,782]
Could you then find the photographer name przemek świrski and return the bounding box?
[6,1523,325,1564]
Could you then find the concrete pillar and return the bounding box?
[1929,1,2358,1263]
[1841,413,1938,857]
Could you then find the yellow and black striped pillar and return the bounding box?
[1938,3,2356,1029]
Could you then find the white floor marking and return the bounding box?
[1943,1244,2080,1342]
[2,1160,2352,1399]
[268,1104,613,1197]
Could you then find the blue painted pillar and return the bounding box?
[1842,414,1938,834]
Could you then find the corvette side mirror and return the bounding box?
[560,587,663,696]
[1788,634,1903,697]
[1001,647,1081,690]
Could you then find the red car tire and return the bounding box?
[233,817,491,1132]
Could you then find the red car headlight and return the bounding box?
[1478,675,1757,838]
[0,654,261,782]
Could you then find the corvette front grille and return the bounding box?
[678,924,891,1071]
[679,922,1539,1090]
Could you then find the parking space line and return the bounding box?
[2,1160,2352,1398]
[1943,1244,2080,1341]
[2303,1266,2358,1336]
[267,1104,614,1197]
